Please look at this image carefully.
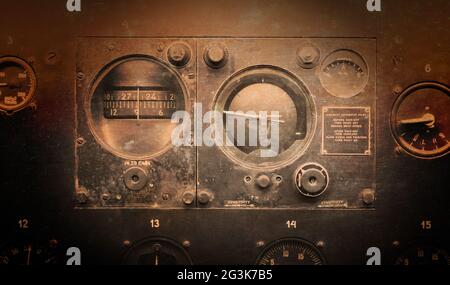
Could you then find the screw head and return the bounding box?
[76,191,88,204]
[256,241,265,248]
[198,191,211,205]
[393,84,403,95]
[361,188,376,205]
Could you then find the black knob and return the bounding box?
[124,167,148,191]
[295,164,329,197]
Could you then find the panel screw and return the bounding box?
[76,189,88,204]
[157,43,165,52]
[76,137,85,146]
[316,241,325,248]
[182,191,195,205]
[76,72,85,81]
[392,84,402,95]
[256,241,265,248]
[101,193,111,201]
[393,240,400,248]
[162,193,170,200]
[45,51,58,65]
[182,240,191,248]
[49,239,59,248]
[123,240,131,247]
[198,190,211,205]
[361,188,375,205]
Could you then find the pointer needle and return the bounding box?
[398,113,435,126]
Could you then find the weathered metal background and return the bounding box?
[0,0,448,264]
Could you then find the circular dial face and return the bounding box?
[0,57,36,112]
[123,238,192,265]
[256,238,325,265]
[319,50,368,98]
[391,82,450,158]
[215,66,315,169]
[87,56,186,159]
[0,240,62,265]
[395,245,450,266]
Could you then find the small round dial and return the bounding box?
[0,56,37,113]
[256,238,325,265]
[391,82,449,159]
[122,237,192,265]
[319,50,369,98]
[395,245,449,266]
[0,239,62,265]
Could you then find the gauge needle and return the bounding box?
[26,245,32,265]
[398,113,435,127]
[223,111,285,123]
[137,87,140,120]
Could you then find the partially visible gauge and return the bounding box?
[87,56,187,160]
[395,245,450,266]
[319,49,369,98]
[256,238,325,265]
[122,237,192,265]
[0,239,62,265]
[0,56,37,113]
[391,82,450,159]
[214,65,316,170]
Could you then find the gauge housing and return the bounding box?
[75,38,196,208]
[214,65,316,170]
[0,56,37,113]
[390,82,450,159]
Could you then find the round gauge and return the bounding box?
[319,50,369,98]
[87,56,187,160]
[395,245,450,266]
[122,237,192,265]
[256,238,325,265]
[0,239,62,265]
[391,82,449,159]
[0,56,37,113]
[214,66,316,170]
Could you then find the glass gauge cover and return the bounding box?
[256,238,325,265]
[87,56,187,160]
[0,56,37,113]
[319,49,369,98]
[214,66,316,170]
[391,82,449,159]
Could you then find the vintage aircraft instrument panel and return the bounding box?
[0,0,448,265]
